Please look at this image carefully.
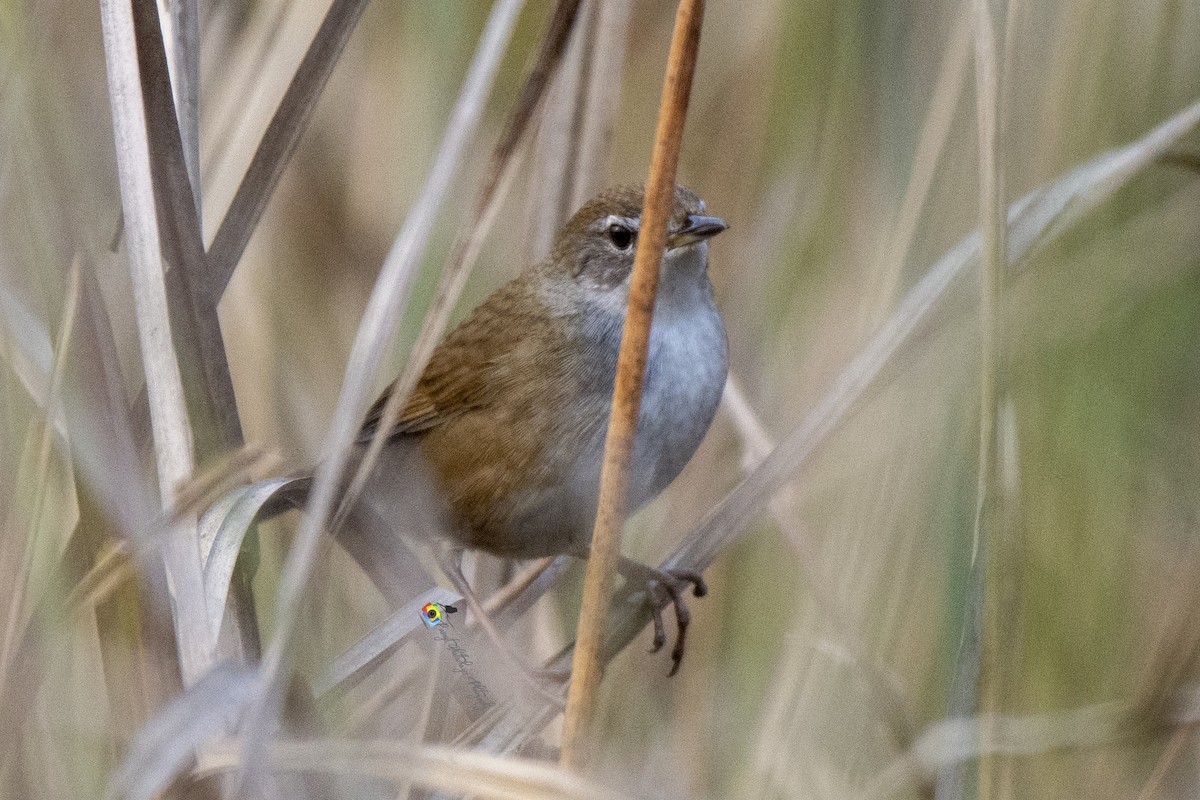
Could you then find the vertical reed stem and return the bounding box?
[559,0,706,769]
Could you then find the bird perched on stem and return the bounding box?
[354,183,728,674]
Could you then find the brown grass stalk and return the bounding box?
[559,0,706,769]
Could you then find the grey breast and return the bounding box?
[566,267,727,530]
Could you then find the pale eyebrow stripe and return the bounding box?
[599,214,639,231]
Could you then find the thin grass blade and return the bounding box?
[198,477,300,639]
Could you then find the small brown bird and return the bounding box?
[355,184,728,673]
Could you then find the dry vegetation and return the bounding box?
[2,0,1200,798]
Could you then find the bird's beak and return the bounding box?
[667,214,728,249]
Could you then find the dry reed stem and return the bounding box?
[860,682,1200,800]
[104,664,259,800]
[521,0,626,258]
[525,1,593,260]
[202,738,636,800]
[197,0,292,198]
[968,0,1008,565]
[163,0,201,220]
[64,541,135,613]
[316,587,463,695]
[869,8,971,318]
[14,268,185,773]
[0,281,53,410]
[570,0,630,210]
[62,266,163,555]
[956,1,1010,797]
[128,0,259,663]
[724,372,920,795]
[1134,723,1198,800]
[482,557,558,616]
[559,0,706,768]
[169,444,279,520]
[669,97,1200,590]
[0,257,79,687]
[130,0,243,450]
[98,0,215,685]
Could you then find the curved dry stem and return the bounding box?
[205,0,373,301]
[946,3,1010,797]
[202,738,637,800]
[860,684,1200,800]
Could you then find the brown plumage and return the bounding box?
[359,184,725,561]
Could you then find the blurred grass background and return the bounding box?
[3,0,1200,798]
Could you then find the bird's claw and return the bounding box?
[640,568,707,676]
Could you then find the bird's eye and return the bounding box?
[607,224,634,251]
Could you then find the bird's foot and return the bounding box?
[617,559,707,676]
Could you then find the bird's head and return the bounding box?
[545,184,727,309]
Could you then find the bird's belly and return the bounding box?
[552,304,727,534]
[625,306,727,508]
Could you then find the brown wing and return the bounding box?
[356,338,496,443]
[355,276,545,445]
[357,383,441,442]
[353,274,615,551]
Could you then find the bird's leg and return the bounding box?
[615,558,708,676]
